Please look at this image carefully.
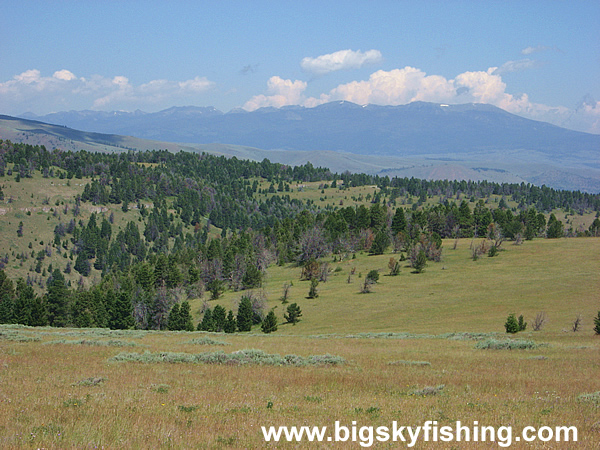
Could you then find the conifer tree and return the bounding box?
[237,296,253,332]
[261,310,278,333]
[198,307,214,332]
[111,291,134,330]
[45,269,69,327]
[593,311,600,335]
[168,303,181,330]
[504,313,519,334]
[212,305,226,332]
[284,303,302,325]
[0,271,15,324]
[179,301,194,331]
[224,310,237,333]
[391,207,407,234]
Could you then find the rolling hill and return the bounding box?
[5,101,600,192]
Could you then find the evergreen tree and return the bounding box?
[167,303,182,330]
[14,278,47,326]
[369,229,390,255]
[224,310,237,333]
[242,263,263,289]
[391,207,407,234]
[236,296,253,332]
[261,310,278,333]
[284,303,302,325]
[412,250,427,273]
[198,307,215,332]
[593,311,600,335]
[111,291,134,330]
[0,271,15,324]
[179,301,194,331]
[74,253,91,276]
[504,313,520,334]
[212,305,227,332]
[307,279,319,299]
[546,214,564,239]
[45,269,69,327]
[518,314,527,332]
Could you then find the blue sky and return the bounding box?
[1,0,599,133]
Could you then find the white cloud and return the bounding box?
[492,59,540,75]
[521,45,556,55]
[300,49,383,75]
[322,67,457,105]
[244,65,600,133]
[0,69,215,114]
[243,76,308,111]
[53,69,77,81]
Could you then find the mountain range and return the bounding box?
[6,101,600,192]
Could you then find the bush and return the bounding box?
[307,279,319,299]
[475,338,545,350]
[366,270,379,283]
[504,313,520,333]
[518,314,527,332]
[411,249,427,273]
[388,258,401,276]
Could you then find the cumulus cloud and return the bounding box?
[243,65,599,133]
[300,49,383,75]
[0,69,215,114]
[243,76,308,111]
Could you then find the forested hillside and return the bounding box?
[0,140,599,331]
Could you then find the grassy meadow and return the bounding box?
[1,237,599,448]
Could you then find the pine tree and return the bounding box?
[179,301,194,331]
[391,207,407,234]
[284,303,302,325]
[45,269,69,327]
[593,311,600,335]
[111,291,134,330]
[212,305,226,332]
[412,250,427,273]
[369,230,390,255]
[224,310,237,333]
[518,314,527,332]
[198,307,214,332]
[74,253,91,276]
[0,271,15,324]
[261,310,278,333]
[504,313,519,334]
[167,303,182,330]
[237,296,253,332]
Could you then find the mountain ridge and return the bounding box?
[3,103,600,192]
[18,102,599,166]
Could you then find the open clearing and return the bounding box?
[1,238,599,448]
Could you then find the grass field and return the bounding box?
[1,238,599,448]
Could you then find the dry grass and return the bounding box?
[1,314,599,447]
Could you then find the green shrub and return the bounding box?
[475,338,545,350]
[307,279,319,299]
[504,313,519,333]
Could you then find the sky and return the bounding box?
[1,0,599,133]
